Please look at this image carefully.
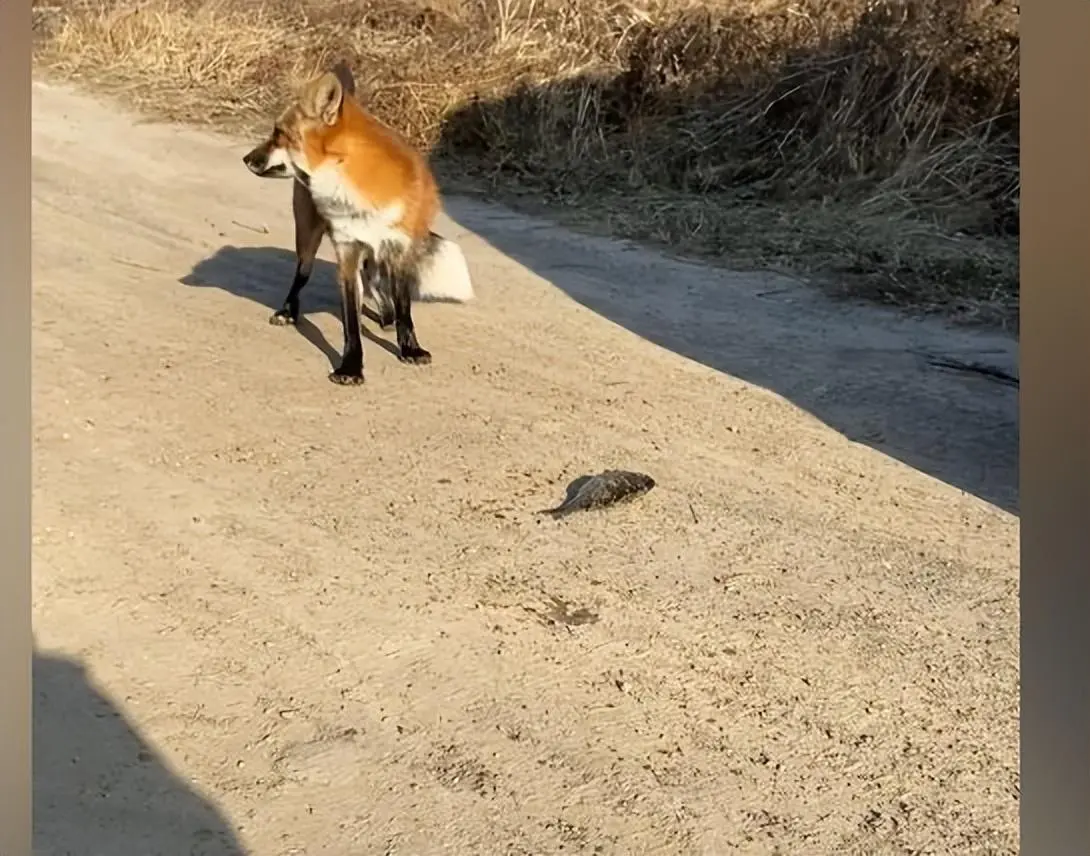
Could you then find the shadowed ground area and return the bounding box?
[182,215,1018,515]
[33,650,246,855]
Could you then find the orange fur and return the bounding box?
[297,93,439,241]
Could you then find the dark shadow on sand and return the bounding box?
[453,191,1019,515]
[34,649,247,856]
[182,225,1017,515]
[180,246,403,367]
[423,46,1019,515]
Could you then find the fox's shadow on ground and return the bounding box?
[181,247,403,367]
[34,649,247,855]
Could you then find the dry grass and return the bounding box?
[33,0,1019,329]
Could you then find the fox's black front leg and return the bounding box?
[329,241,367,385]
[271,182,326,327]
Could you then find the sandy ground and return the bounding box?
[32,80,1019,856]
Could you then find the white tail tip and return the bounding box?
[414,236,475,303]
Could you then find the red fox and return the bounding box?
[242,62,473,385]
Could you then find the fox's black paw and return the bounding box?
[398,346,432,366]
[329,370,365,385]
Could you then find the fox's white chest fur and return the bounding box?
[306,163,409,251]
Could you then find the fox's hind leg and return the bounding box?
[271,181,326,327]
[375,280,396,331]
[379,241,431,366]
[358,252,395,330]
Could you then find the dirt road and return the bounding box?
[32,80,1019,855]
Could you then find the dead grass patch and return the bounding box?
[33,0,1019,329]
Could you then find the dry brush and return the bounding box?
[34,0,1020,326]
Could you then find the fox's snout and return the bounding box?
[243,146,269,175]
[243,142,290,178]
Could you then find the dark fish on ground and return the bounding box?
[538,470,656,517]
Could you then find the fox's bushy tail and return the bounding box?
[413,234,475,303]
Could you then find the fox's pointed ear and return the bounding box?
[331,60,356,97]
[307,72,344,125]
